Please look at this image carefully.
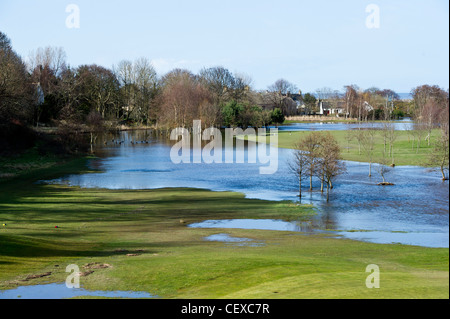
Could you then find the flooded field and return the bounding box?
[46,127,449,248]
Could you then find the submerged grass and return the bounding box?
[0,157,448,299]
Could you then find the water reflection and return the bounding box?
[47,128,449,248]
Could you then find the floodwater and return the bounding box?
[0,283,156,299]
[191,219,315,233]
[203,233,265,247]
[279,119,413,132]
[46,124,449,248]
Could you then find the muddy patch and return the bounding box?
[83,263,112,270]
[24,272,52,281]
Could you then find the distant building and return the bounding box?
[318,100,345,116]
[256,91,300,116]
[363,101,374,112]
[289,92,308,115]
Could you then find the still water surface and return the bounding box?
[0,283,155,299]
[279,120,413,132]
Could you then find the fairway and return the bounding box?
[248,129,442,167]
[0,158,448,299]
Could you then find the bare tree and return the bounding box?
[317,133,347,202]
[159,69,213,129]
[28,46,67,80]
[77,64,120,118]
[377,150,394,185]
[27,47,67,116]
[57,66,83,122]
[411,121,427,153]
[381,122,390,154]
[114,60,135,120]
[298,132,325,191]
[199,66,236,105]
[291,132,346,202]
[231,72,253,103]
[345,129,354,153]
[114,58,158,123]
[428,132,449,180]
[387,122,397,165]
[411,85,448,118]
[360,127,376,177]
[134,57,158,124]
[86,111,104,154]
[289,144,309,201]
[267,79,298,115]
[381,121,397,165]
[315,87,334,101]
[269,79,298,96]
[420,99,441,146]
[343,85,360,119]
[0,33,33,123]
[428,106,449,180]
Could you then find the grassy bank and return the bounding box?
[250,129,441,167]
[0,159,448,299]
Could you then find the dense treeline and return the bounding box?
[1,31,449,153]
[0,32,285,132]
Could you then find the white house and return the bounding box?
[318,100,345,116]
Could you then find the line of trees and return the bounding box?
[290,132,347,202]
[311,85,448,122]
[0,32,287,134]
[413,85,450,180]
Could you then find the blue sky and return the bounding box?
[0,0,448,93]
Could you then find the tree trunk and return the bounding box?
[326,183,330,203]
[299,175,302,201]
[391,146,395,165]
[90,132,94,154]
[320,178,324,193]
[441,166,448,181]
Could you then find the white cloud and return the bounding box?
[151,58,201,75]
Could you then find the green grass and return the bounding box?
[0,147,57,179]
[249,129,441,167]
[0,158,448,299]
